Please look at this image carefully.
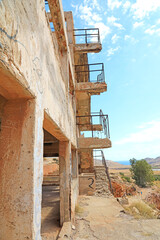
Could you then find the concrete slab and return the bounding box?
[71,196,160,240]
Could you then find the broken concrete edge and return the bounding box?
[57,221,72,239]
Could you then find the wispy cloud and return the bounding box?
[145,26,160,36]
[107,16,124,30]
[75,1,111,42]
[107,46,120,56]
[123,1,131,13]
[133,21,144,29]
[111,34,120,44]
[131,0,160,19]
[115,120,160,145]
[108,0,122,10]
[124,35,138,44]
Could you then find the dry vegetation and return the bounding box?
[124,201,157,219]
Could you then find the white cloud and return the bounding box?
[92,0,101,10]
[123,1,131,13]
[107,16,117,24]
[133,21,144,29]
[108,0,122,10]
[111,34,120,44]
[124,35,138,44]
[107,16,124,30]
[124,35,130,40]
[113,22,124,30]
[77,1,111,42]
[131,0,160,19]
[145,28,155,35]
[94,22,111,42]
[107,46,120,56]
[145,27,160,36]
[115,120,160,145]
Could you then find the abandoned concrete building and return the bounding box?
[0,0,112,239]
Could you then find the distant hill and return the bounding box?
[94,159,130,169]
[94,157,160,169]
[106,160,130,169]
[143,157,160,168]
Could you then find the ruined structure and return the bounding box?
[0,0,111,239]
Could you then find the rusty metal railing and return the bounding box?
[94,150,113,194]
[75,63,105,83]
[76,110,110,138]
[74,28,100,44]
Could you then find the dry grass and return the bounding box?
[124,201,156,219]
[154,180,160,189]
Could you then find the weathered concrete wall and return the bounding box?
[71,178,79,224]
[79,174,95,196]
[79,149,93,173]
[0,99,44,240]
[0,0,78,239]
[0,0,76,145]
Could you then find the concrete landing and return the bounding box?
[71,196,160,240]
[41,185,61,240]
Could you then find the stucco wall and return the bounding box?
[0,0,76,146]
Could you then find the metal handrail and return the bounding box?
[74,28,100,44]
[75,63,105,83]
[94,150,113,194]
[76,109,110,139]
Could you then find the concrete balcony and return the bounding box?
[74,28,102,53]
[78,137,111,149]
[77,111,111,149]
[76,81,107,95]
[75,63,107,95]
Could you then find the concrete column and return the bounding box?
[71,149,79,224]
[0,99,43,240]
[72,149,78,179]
[59,141,71,226]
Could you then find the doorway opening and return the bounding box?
[41,129,60,239]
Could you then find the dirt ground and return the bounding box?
[71,196,160,240]
[41,185,60,240]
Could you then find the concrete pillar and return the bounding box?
[0,99,43,240]
[71,149,78,179]
[59,141,71,226]
[71,149,79,224]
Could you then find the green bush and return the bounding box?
[120,172,124,176]
[130,159,154,187]
[123,176,131,182]
[153,175,160,181]
[120,173,131,182]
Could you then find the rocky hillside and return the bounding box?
[144,157,160,168]
[106,160,130,169]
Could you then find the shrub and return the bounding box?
[130,158,154,187]
[153,175,160,181]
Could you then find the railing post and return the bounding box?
[91,115,93,138]
[85,29,87,44]
[98,28,100,43]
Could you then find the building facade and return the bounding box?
[0,0,111,239]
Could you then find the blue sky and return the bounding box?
[62,0,160,161]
